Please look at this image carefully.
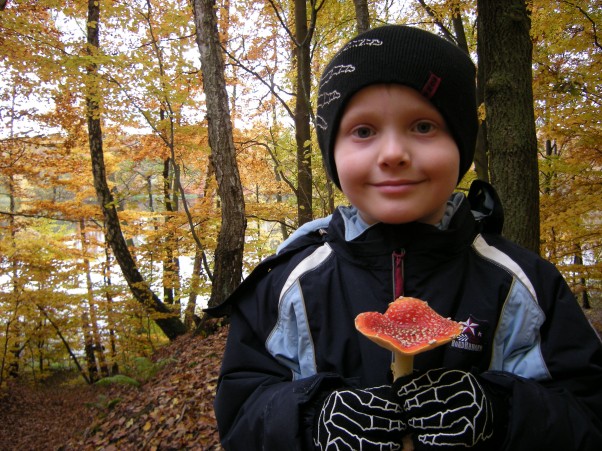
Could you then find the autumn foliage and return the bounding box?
[0,0,600,428]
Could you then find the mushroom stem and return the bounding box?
[392,351,414,380]
[393,353,416,451]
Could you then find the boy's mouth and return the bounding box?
[373,179,419,187]
[371,179,421,194]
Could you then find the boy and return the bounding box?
[210,25,602,450]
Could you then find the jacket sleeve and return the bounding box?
[212,255,343,450]
[483,255,602,451]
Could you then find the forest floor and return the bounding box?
[0,327,227,451]
[2,310,601,451]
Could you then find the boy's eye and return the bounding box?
[352,126,374,139]
[413,121,436,134]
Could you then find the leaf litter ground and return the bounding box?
[0,326,227,451]
[2,315,600,450]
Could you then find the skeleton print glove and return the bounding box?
[394,369,494,448]
[314,385,407,450]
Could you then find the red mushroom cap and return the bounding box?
[355,297,462,356]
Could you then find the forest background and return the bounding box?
[0,0,601,390]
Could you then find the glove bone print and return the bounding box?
[315,385,407,450]
[396,369,494,448]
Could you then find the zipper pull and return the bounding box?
[392,249,405,299]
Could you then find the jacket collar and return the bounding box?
[327,195,478,265]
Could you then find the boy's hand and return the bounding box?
[314,385,407,450]
[394,368,494,448]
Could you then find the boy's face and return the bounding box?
[334,84,460,225]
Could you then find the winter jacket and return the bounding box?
[210,182,602,450]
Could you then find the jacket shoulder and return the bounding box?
[205,230,327,317]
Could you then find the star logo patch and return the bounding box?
[451,315,489,352]
[461,317,479,335]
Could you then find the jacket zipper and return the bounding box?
[392,249,405,299]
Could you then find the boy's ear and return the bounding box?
[468,180,504,235]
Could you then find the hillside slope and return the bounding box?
[71,327,227,450]
[0,327,227,451]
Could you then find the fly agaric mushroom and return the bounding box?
[355,296,462,379]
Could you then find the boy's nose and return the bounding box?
[377,134,410,167]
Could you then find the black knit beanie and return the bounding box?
[316,25,478,189]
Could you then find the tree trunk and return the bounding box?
[162,156,178,306]
[294,0,313,226]
[81,310,99,383]
[85,0,186,340]
[192,0,246,308]
[80,219,109,378]
[573,243,591,309]
[353,0,370,33]
[102,240,119,375]
[0,300,21,384]
[451,10,468,52]
[474,25,489,183]
[3,174,22,380]
[477,0,540,253]
[38,305,91,384]
[185,250,203,329]
[447,9,484,184]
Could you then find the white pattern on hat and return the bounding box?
[317,90,341,108]
[320,64,356,87]
[315,115,328,131]
[340,37,383,53]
